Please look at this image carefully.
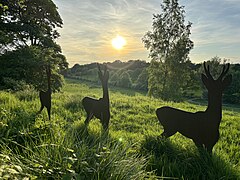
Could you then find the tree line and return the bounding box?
[66,60,149,92]
[66,58,240,104]
[1,0,239,104]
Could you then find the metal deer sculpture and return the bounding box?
[82,64,110,130]
[156,62,232,153]
[38,65,52,120]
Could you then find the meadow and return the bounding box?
[0,78,239,179]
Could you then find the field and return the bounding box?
[0,78,239,179]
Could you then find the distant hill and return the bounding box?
[65,60,240,104]
[66,60,149,91]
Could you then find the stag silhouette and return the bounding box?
[82,64,110,130]
[156,62,232,153]
[38,65,51,120]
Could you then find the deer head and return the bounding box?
[201,62,232,95]
[97,64,109,84]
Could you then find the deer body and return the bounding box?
[156,62,232,153]
[157,107,220,150]
[38,66,52,120]
[82,64,110,130]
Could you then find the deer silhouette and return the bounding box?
[156,62,232,153]
[38,65,52,120]
[82,64,110,130]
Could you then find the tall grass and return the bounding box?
[0,78,239,179]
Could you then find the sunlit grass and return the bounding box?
[0,78,239,179]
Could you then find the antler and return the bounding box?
[97,63,103,79]
[218,63,230,80]
[103,64,107,76]
[97,63,109,81]
[97,63,101,71]
[204,62,213,80]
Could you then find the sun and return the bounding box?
[111,35,126,50]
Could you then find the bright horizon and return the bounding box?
[53,0,240,67]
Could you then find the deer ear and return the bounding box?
[201,74,209,87]
[222,74,232,89]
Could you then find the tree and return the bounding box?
[117,72,132,88]
[0,0,68,91]
[224,64,240,104]
[134,68,148,91]
[0,46,66,92]
[0,0,62,50]
[142,0,193,101]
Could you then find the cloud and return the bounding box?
[53,0,240,66]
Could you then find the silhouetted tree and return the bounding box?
[0,0,68,91]
[143,0,193,101]
[0,46,66,92]
[0,0,62,50]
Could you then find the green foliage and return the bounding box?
[67,60,240,104]
[0,82,157,179]
[117,72,132,88]
[0,0,62,49]
[224,65,240,104]
[134,68,148,91]
[0,46,67,92]
[143,0,194,101]
[0,0,67,92]
[0,79,239,179]
[67,60,149,91]
[1,77,30,91]
[197,56,240,104]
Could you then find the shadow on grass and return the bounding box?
[63,122,156,179]
[0,111,54,154]
[64,98,84,113]
[67,122,110,146]
[140,135,239,179]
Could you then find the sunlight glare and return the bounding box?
[111,35,126,50]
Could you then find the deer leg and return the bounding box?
[193,140,213,156]
[161,128,176,138]
[38,105,44,114]
[205,144,213,155]
[100,112,109,131]
[103,122,109,131]
[193,140,204,151]
[47,106,51,120]
[84,112,93,126]
[102,118,109,131]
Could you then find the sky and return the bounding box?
[53,0,240,67]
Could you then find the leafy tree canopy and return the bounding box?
[143,0,193,101]
[0,46,67,91]
[0,0,62,51]
[0,0,68,91]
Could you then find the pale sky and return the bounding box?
[53,0,240,67]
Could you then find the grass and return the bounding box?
[0,78,239,179]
